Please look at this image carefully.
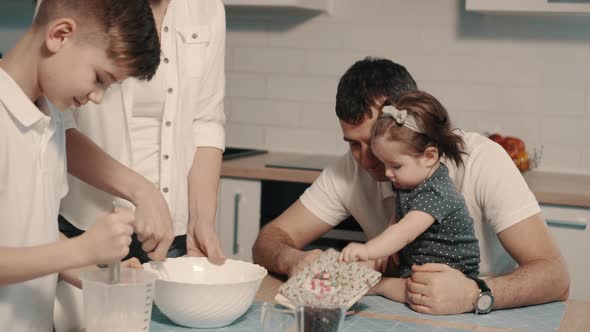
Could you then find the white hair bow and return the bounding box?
[381,105,424,133]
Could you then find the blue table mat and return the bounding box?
[150,302,466,332]
[356,295,567,332]
[150,297,566,332]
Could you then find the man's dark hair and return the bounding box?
[336,57,418,124]
[33,0,160,80]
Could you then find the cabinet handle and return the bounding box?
[546,219,587,230]
[233,192,242,255]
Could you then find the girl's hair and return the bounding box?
[371,90,465,167]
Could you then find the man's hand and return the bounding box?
[339,242,369,262]
[406,263,479,315]
[288,249,323,277]
[133,186,175,261]
[186,221,226,265]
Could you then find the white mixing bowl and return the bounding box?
[144,257,267,328]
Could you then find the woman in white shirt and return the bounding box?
[59,0,227,263]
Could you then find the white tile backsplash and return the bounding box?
[225,123,266,148]
[300,103,340,130]
[580,147,590,171]
[265,127,347,155]
[541,117,590,145]
[224,1,590,173]
[229,98,301,127]
[226,73,266,98]
[266,75,338,103]
[537,144,582,172]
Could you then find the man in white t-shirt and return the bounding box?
[252,57,569,315]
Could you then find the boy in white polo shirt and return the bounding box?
[0,1,160,331]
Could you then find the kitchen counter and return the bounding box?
[221,151,590,208]
[254,275,590,332]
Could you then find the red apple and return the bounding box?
[503,136,525,152]
[488,133,504,145]
[515,150,530,172]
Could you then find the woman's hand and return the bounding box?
[186,221,226,265]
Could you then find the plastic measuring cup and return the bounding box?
[80,268,157,332]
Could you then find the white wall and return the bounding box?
[2,0,588,173]
[0,1,33,56]
[225,0,590,174]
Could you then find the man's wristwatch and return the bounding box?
[471,277,494,314]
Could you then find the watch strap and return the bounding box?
[471,277,491,293]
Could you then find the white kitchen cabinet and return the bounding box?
[466,0,590,14]
[216,178,261,262]
[541,204,590,301]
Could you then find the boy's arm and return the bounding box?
[365,211,435,260]
[0,238,89,286]
[0,209,134,286]
[65,128,174,261]
[59,232,143,289]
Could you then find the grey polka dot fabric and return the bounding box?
[395,163,480,279]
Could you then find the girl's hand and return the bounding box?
[338,243,370,262]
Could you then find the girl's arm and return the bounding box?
[365,210,435,260]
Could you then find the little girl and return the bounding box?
[339,90,480,298]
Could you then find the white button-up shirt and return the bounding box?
[301,132,541,277]
[0,68,67,332]
[60,0,226,236]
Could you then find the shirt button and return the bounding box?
[163,154,169,160]
[163,26,169,32]
[165,121,172,127]
[167,88,173,93]
[192,33,198,39]
[162,187,169,193]
[163,58,169,64]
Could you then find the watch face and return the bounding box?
[477,293,493,312]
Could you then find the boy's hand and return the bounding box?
[186,221,226,265]
[133,187,175,262]
[339,243,369,262]
[79,208,135,265]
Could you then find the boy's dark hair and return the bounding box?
[33,0,160,80]
[336,57,418,125]
[372,90,465,167]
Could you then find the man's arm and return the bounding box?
[252,199,333,277]
[65,128,174,261]
[406,213,569,314]
[487,213,569,306]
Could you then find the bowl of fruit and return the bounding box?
[486,133,541,172]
